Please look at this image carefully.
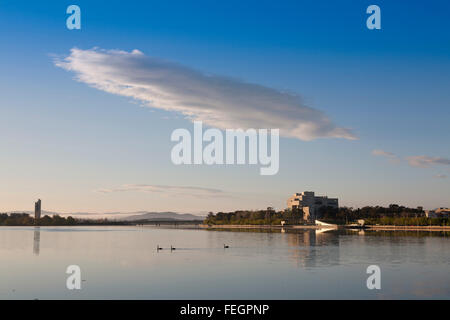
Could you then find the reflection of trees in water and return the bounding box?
[204,227,448,268]
[361,230,450,238]
[338,229,449,266]
[33,227,40,256]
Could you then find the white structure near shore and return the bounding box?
[287,191,338,222]
[425,208,450,218]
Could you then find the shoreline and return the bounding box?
[366,225,450,231]
[199,224,331,230]
[1,224,449,232]
[199,224,450,232]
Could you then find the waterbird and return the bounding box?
[171,245,176,251]
[224,244,229,248]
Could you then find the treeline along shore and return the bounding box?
[0,213,203,226]
[2,204,449,229]
[204,205,450,227]
[0,213,129,226]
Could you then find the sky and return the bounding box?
[0,0,449,214]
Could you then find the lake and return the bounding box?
[0,226,449,299]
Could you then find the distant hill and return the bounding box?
[122,212,204,221]
[4,210,205,221]
[6,210,59,216]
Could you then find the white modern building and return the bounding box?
[426,207,450,218]
[287,191,338,222]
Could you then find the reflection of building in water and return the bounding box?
[33,227,40,255]
[284,229,340,268]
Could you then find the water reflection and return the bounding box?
[0,226,448,299]
[33,227,40,255]
[285,229,340,268]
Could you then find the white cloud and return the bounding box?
[96,184,231,199]
[54,48,357,141]
[406,156,450,168]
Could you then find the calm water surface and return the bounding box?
[0,226,449,299]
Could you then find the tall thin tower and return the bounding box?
[34,199,41,224]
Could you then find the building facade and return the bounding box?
[287,191,338,222]
[34,199,41,222]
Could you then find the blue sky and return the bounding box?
[0,0,449,214]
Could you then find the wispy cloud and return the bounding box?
[372,150,450,169]
[95,184,231,199]
[371,149,400,164]
[54,48,357,141]
[406,156,450,168]
[372,149,396,158]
